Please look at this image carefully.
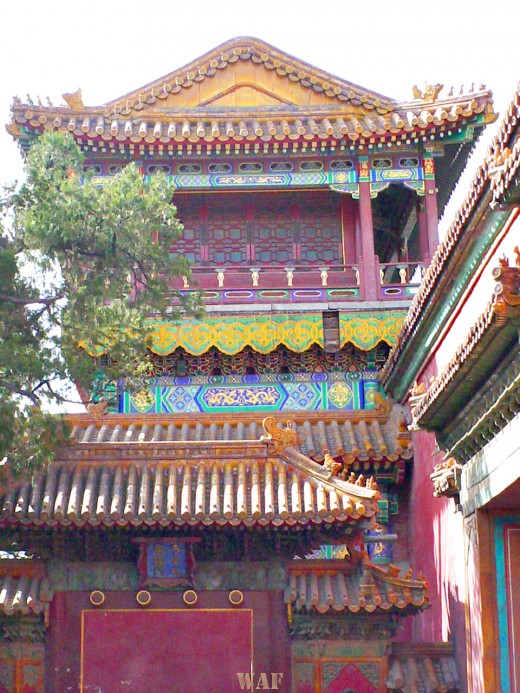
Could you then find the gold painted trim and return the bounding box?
[183,589,198,605]
[136,590,151,606]
[229,589,244,606]
[89,590,105,606]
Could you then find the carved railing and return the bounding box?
[168,261,424,304]
[170,263,361,304]
[378,261,424,299]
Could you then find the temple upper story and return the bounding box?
[8,37,496,311]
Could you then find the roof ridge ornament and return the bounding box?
[411,83,444,103]
[374,391,393,415]
[487,144,512,179]
[62,88,84,110]
[87,400,108,420]
[492,248,520,310]
[261,416,301,453]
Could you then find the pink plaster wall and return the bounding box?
[408,425,468,690]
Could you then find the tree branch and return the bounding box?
[0,291,65,307]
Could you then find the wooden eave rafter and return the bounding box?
[441,351,520,462]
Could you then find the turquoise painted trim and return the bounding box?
[121,374,372,414]
[389,207,509,401]
[141,170,358,190]
[494,515,520,693]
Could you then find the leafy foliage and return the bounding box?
[0,131,202,485]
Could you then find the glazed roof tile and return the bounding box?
[102,37,396,112]
[387,643,460,692]
[0,561,52,617]
[490,138,520,205]
[382,84,520,389]
[70,407,412,464]
[285,558,428,615]
[1,416,390,529]
[8,100,492,147]
[8,95,492,148]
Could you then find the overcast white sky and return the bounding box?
[1,0,518,231]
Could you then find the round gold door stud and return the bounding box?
[229,589,244,606]
[136,590,152,606]
[183,590,198,605]
[89,590,105,606]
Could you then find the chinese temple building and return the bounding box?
[382,85,520,692]
[1,37,497,692]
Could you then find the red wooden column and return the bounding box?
[357,162,378,301]
[417,199,430,267]
[423,157,440,260]
[341,194,357,264]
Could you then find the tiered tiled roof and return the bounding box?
[0,561,52,618]
[409,253,520,432]
[387,643,460,692]
[0,415,397,529]
[7,97,492,148]
[7,37,495,153]
[286,558,428,615]
[382,83,520,393]
[489,86,520,206]
[71,406,412,464]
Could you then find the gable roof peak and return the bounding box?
[102,35,396,113]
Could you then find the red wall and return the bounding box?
[45,590,291,693]
[408,425,467,690]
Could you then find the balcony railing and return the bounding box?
[168,261,424,305]
[378,261,424,300]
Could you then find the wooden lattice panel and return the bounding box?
[253,195,293,265]
[299,191,342,265]
[207,195,248,265]
[171,196,202,264]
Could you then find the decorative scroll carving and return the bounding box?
[289,613,399,640]
[0,619,45,642]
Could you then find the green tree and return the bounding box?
[0,131,201,485]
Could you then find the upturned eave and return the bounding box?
[382,85,520,400]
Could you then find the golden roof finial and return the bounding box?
[261,417,301,453]
[412,84,444,103]
[62,88,84,110]
[87,400,107,420]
